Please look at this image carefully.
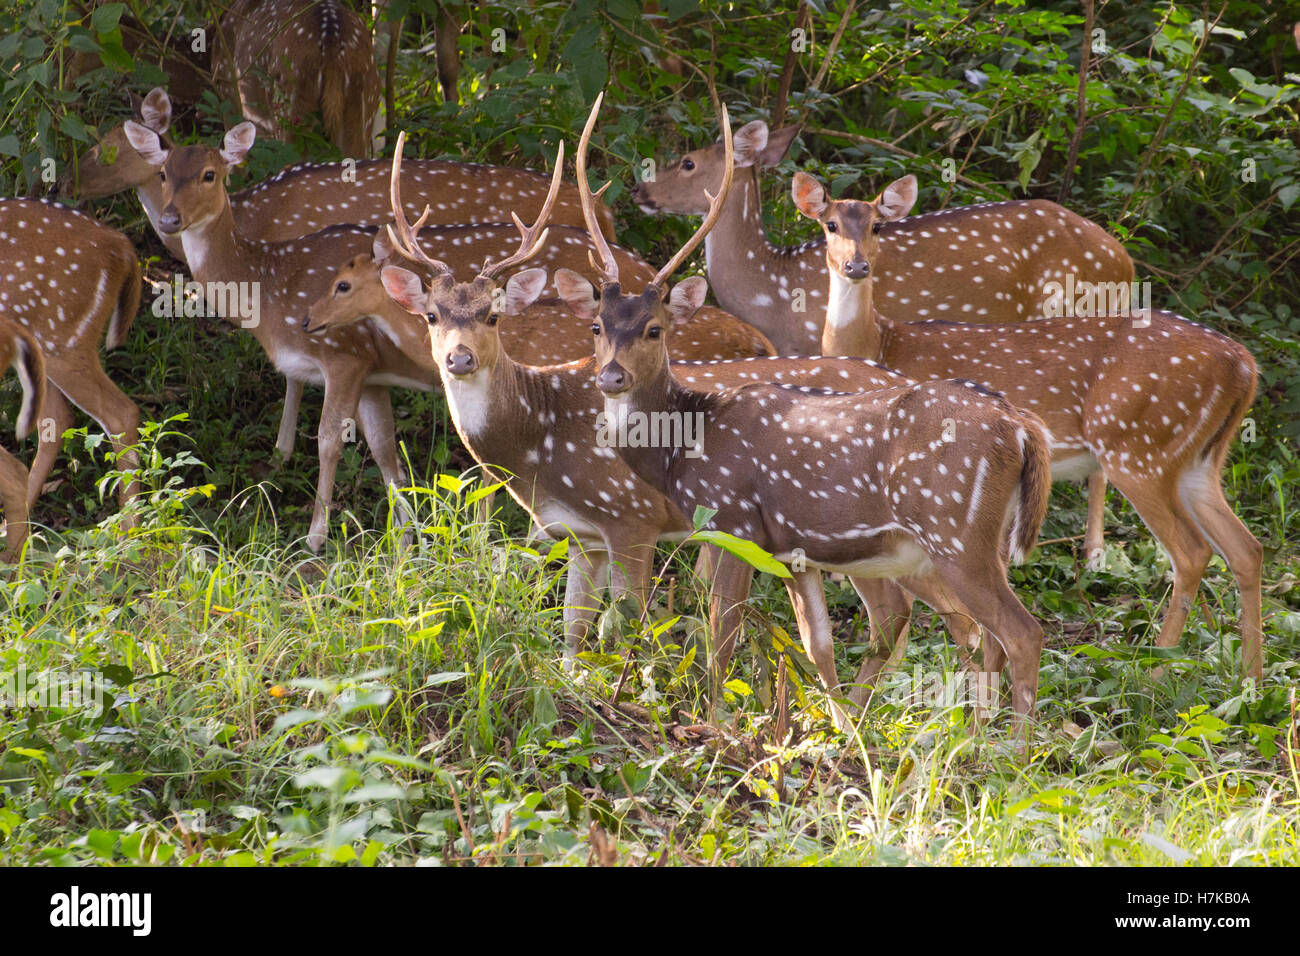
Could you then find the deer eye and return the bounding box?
[826,221,838,233]
[486,314,498,326]
[203,169,216,182]
[681,158,695,171]
[335,281,351,294]
[590,323,601,336]
[872,221,883,235]
[159,171,166,183]
[647,326,662,340]
[426,312,437,324]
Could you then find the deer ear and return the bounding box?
[732,120,768,168]
[504,268,547,315]
[372,229,393,262]
[667,276,708,325]
[380,265,427,315]
[554,268,599,320]
[123,121,169,166]
[220,122,257,166]
[877,175,917,221]
[759,124,800,167]
[791,171,827,219]
[140,88,172,133]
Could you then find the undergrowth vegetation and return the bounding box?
[0,0,1297,864]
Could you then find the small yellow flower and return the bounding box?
[268,685,287,699]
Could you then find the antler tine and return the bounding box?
[480,139,566,280]
[387,130,451,276]
[575,92,621,287]
[650,105,734,289]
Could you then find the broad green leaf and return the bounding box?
[692,529,791,578]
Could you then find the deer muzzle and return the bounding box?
[445,345,478,376]
[596,362,630,395]
[158,208,182,234]
[840,259,871,281]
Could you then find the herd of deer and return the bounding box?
[0,13,1286,733]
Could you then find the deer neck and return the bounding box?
[370,302,435,370]
[438,353,555,473]
[822,270,886,361]
[703,166,825,354]
[602,361,680,496]
[178,199,254,290]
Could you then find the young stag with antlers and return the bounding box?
[0,317,45,563]
[568,98,1052,729]
[0,199,141,527]
[635,119,1137,562]
[68,88,618,266]
[793,170,1264,679]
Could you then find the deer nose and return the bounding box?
[597,363,629,394]
[446,346,477,376]
[158,209,182,234]
[842,259,871,280]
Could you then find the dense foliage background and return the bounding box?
[0,0,1296,865]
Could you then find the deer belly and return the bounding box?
[1050,451,1100,482]
[273,352,326,385]
[364,371,434,391]
[531,500,606,548]
[773,530,931,578]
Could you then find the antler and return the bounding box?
[480,140,566,280]
[385,130,451,276]
[650,105,733,289]
[575,92,621,287]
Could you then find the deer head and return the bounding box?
[377,128,563,383]
[123,118,257,234]
[555,93,733,397]
[791,170,918,282]
[68,87,173,201]
[631,118,796,214]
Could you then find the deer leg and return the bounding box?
[53,366,140,515]
[1084,470,1108,568]
[307,373,365,552]
[897,573,984,671]
[1109,473,1212,665]
[784,568,854,732]
[932,560,1042,727]
[357,384,414,540]
[846,577,913,707]
[607,537,655,623]
[0,446,31,563]
[356,384,405,487]
[25,386,73,513]
[275,378,304,463]
[707,549,752,693]
[1180,474,1264,679]
[562,545,609,666]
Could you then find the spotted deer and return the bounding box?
[793,170,1264,679]
[67,88,617,266]
[213,0,382,157]
[575,98,1052,729]
[634,118,1136,560]
[0,317,45,563]
[0,200,142,526]
[120,117,717,552]
[374,108,987,694]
